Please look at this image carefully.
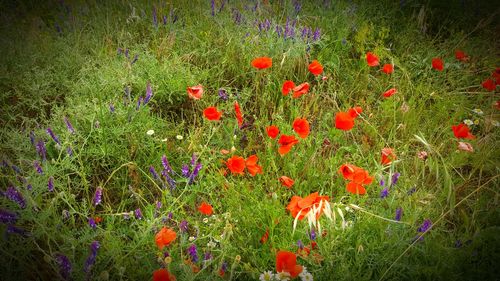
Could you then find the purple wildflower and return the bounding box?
[3,186,26,209]
[188,244,198,263]
[88,217,96,229]
[179,220,188,232]
[134,208,143,220]
[48,177,54,192]
[418,219,432,233]
[34,161,43,174]
[84,241,100,275]
[156,201,162,209]
[46,128,61,145]
[0,209,18,224]
[131,54,139,65]
[109,103,115,113]
[162,170,176,190]
[190,154,197,167]
[55,254,72,280]
[380,188,389,199]
[297,240,304,249]
[64,117,75,134]
[124,48,129,59]
[152,6,158,27]
[123,213,130,220]
[136,96,142,110]
[204,251,212,262]
[66,146,73,157]
[27,184,32,191]
[293,0,302,14]
[6,225,29,237]
[144,82,153,104]
[312,28,321,41]
[309,228,316,240]
[117,48,123,55]
[188,162,202,185]
[218,88,228,101]
[93,187,102,206]
[11,165,21,174]
[162,15,167,25]
[29,131,36,145]
[379,178,385,187]
[161,155,173,174]
[211,0,215,16]
[149,166,160,180]
[36,140,47,161]
[407,186,416,195]
[181,164,190,178]
[395,207,403,221]
[391,172,401,186]
[167,212,173,220]
[221,261,228,273]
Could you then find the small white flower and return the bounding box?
[492,120,500,127]
[299,271,314,281]
[146,129,155,136]
[472,108,483,115]
[463,119,474,126]
[259,271,275,281]
[176,135,183,140]
[275,272,291,281]
[207,241,216,248]
[188,236,195,242]
[161,138,168,142]
[203,218,209,224]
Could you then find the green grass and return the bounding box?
[1,0,499,280]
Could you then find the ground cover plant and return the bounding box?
[1,0,499,280]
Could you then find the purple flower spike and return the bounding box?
[395,207,403,221]
[36,140,47,161]
[179,220,188,232]
[144,81,153,104]
[161,155,173,174]
[109,103,115,113]
[4,186,26,209]
[46,128,61,145]
[131,54,139,65]
[188,162,202,185]
[64,117,75,134]
[152,6,158,27]
[149,166,160,180]
[297,240,304,249]
[11,165,21,174]
[407,186,416,195]
[48,177,54,192]
[136,96,143,110]
[380,188,389,199]
[34,160,43,174]
[84,241,100,275]
[7,225,29,237]
[309,228,316,240]
[0,208,18,224]
[93,187,102,206]
[66,146,73,157]
[55,254,72,280]
[29,131,36,145]
[181,164,190,178]
[211,0,215,16]
[391,172,401,186]
[88,217,96,229]
[379,178,385,187]
[134,208,143,220]
[204,251,212,261]
[188,244,198,263]
[418,219,432,233]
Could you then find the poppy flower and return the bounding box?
[226,155,246,175]
[346,182,366,195]
[351,168,374,185]
[308,60,323,76]
[245,155,263,176]
[381,148,396,165]
[266,125,280,139]
[203,107,222,121]
[339,164,373,195]
[292,82,310,98]
[276,251,303,278]
[286,192,330,220]
[153,269,176,281]
[251,57,272,69]
[455,50,468,62]
[198,202,213,215]
[347,106,363,118]
[382,64,394,74]
[282,80,295,96]
[234,101,243,127]
[366,52,379,67]
[452,123,475,139]
[383,88,397,98]
[279,176,294,188]
[260,229,269,244]
[338,164,358,180]
[155,227,177,250]
[335,111,355,131]
[187,85,203,100]
[278,135,299,156]
[292,118,310,139]
[482,79,496,91]
[432,58,444,71]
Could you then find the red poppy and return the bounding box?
[308,60,323,76]
[366,52,379,67]
[452,123,475,139]
[278,135,299,156]
[155,227,177,250]
[292,118,310,139]
[351,168,374,185]
[383,88,397,98]
[335,111,355,131]
[279,176,294,188]
[346,182,366,195]
[153,269,176,281]
[286,192,330,220]
[432,58,444,71]
[245,155,263,176]
[381,148,396,165]
[198,202,213,215]
[482,79,496,91]
[187,85,203,100]
[282,80,295,96]
[260,229,269,244]
[382,64,394,74]
[348,106,363,118]
[226,155,246,175]
[203,107,222,121]
[455,50,468,62]
[338,164,358,180]
[234,101,243,127]
[276,251,303,278]
[266,125,280,139]
[292,82,310,98]
[339,164,373,195]
[251,57,272,69]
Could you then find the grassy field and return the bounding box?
[1,0,499,280]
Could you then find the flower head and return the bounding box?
[266,125,280,139]
[293,118,310,139]
[187,85,203,100]
[278,135,299,156]
[383,88,397,98]
[381,148,396,165]
[366,52,379,67]
[455,50,468,62]
[93,187,103,206]
[245,155,263,176]
[226,155,246,175]
[153,268,176,281]
[276,250,303,278]
[308,60,323,76]
[432,58,444,71]
[198,202,213,215]
[279,176,295,188]
[203,107,222,121]
[155,227,177,249]
[282,80,295,96]
[292,82,310,98]
[382,64,394,74]
[452,123,475,139]
[251,57,272,69]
